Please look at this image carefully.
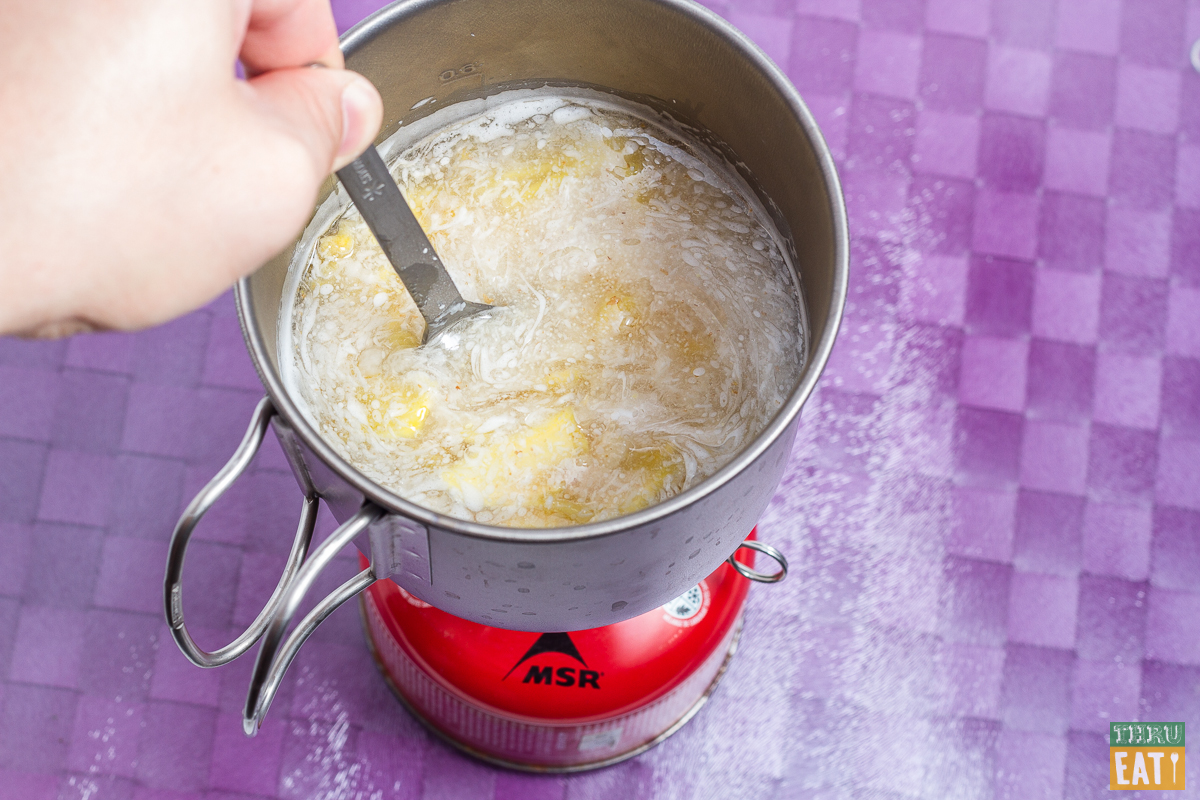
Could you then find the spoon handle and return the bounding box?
[336,146,486,340]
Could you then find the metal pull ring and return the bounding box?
[243,502,385,735]
[728,539,788,583]
[164,396,317,668]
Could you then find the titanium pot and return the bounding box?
[164,0,848,735]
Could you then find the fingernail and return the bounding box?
[335,75,380,171]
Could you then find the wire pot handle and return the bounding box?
[164,396,318,668]
[727,539,788,583]
[243,502,385,735]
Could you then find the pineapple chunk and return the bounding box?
[495,139,619,208]
[617,444,685,514]
[401,180,437,227]
[544,365,579,390]
[359,373,437,440]
[623,148,646,177]
[498,160,567,207]
[382,390,431,439]
[443,409,589,511]
[318,229,354,260]
[509,409,589,471]
[542,491,597,525]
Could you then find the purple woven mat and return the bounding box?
[1,0,1198,797]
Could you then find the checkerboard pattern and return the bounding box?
[0,0,1196,797]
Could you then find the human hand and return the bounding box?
[0,0,383,337]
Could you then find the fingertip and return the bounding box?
[239,0,343,75]
[333,74,383,172]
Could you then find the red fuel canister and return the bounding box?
[360,537,757,771]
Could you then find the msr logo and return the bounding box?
[1110,722,1185,790]
[503,632,601,689]
[521,665,601,688]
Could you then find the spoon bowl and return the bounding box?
[336,145,494,342]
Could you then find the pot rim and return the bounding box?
[235,0,849,545]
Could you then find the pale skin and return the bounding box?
[0,0,384,337]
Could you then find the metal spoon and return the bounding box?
[335,146,492,343]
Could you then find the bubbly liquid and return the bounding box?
[289,93,804,527]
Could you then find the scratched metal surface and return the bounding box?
[1,0,1198,797]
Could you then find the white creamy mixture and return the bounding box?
[287,92,804,527]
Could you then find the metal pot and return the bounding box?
[164,0,847,734]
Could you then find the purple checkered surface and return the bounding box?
[1,0,1198,797]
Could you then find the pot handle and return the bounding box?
[243,501,385,735]
[727,539,788,583]
[164,396,318,668]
